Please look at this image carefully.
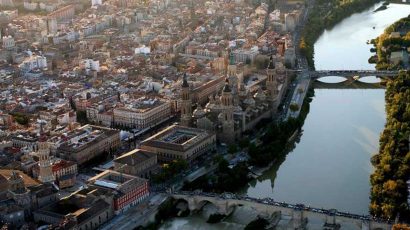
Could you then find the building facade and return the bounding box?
[113,98,171,129]
[88,170,150,214]
[58,125,120,165]
[114,149,157,178]
[140,125,216,163]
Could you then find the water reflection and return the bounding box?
[316,76,347,83]
[357,76,381,83]
[159,3,410,229]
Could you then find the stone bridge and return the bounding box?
[168,192,393,230]
[288,69,401,80]
[312,80,385,89]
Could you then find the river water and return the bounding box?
[159,3,410,229]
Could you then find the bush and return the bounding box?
[370,71,410,221]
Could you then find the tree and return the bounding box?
[228,144,238,154]
[239,138,250,149]
[289,103,300,112]
[392,224,410,230]
[12,113,29,126]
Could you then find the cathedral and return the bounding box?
[36,125,55,184]
[179,53,288,144]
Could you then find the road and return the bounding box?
[286,72,311,119]
[100,193,168,230]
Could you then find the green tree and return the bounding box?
[289,103,299,112]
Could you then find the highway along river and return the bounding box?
[159,3,410,229]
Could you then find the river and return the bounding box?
[159,3,410,229]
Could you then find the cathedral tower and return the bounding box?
[37,125,55,184]
[266,55,278,104]
[219,78,235,144]
[180,73,192,127]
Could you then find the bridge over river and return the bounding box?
[289,69,401,80]
[168,192,394,230]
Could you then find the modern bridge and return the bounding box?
[168,191,393,230]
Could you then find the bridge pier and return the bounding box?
[324,210,340,230]
[291,209,307,229]
[361,220,370,230]
[170,194,392,230]
[325,214,336,225]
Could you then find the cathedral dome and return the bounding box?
[222,78,231,92]
[234,105,243,112]
[243,94,255,107]
[217,113,224,121]
[254,87,266,101]
[193,105,206,118]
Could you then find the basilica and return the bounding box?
[179,53,288,144]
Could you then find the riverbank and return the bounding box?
[369,70,410,221]
[369,15,410,70]
[300,0,382,68]
[181,87,314,194]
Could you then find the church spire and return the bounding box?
[267,55,275,69]
[229,50,235,66]
[182,72,189,88]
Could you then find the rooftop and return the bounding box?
[88,170,147,194]
[114,149,156,166]
[58,125,119,153]
[141,125,214,152]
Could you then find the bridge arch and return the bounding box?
[197,199,220,211]
[169,193,392,230]
[315,76,349,83]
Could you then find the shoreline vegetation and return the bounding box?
[369,13,410,222]
[137,87,315,229]
[182,87,314,194]
[300,0,382,68]
[369,15,410,70]
[370,70,410,222]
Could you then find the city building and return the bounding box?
[140,124,216,163]
[88,170,149,214]
[114,149,158,178]
[183,54,287,144]
[112,97,172,129]
[33,193,113,229]
[57,125,120,165]
[33,159,78,188]
[36,132,55,184]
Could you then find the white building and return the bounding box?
[19,55,47,72]
[2,36,15,50]
[285,13,297,32]
[232,47,259,64]
[23,1,38,11]
[81,59,100,72]
[91,0,102,6]
[135,45,150,55]
[0,0,14,7]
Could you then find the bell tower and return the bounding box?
[37,122,55,184]
[180,73,192,127]
[219,78,235,144]
[266,55,278,104]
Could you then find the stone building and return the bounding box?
[37,133,55,184]
[180,54,288,144]
[140,125,216,163]
[88,170,149,214]
[113,149,158,179]
[58,125,120,165]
